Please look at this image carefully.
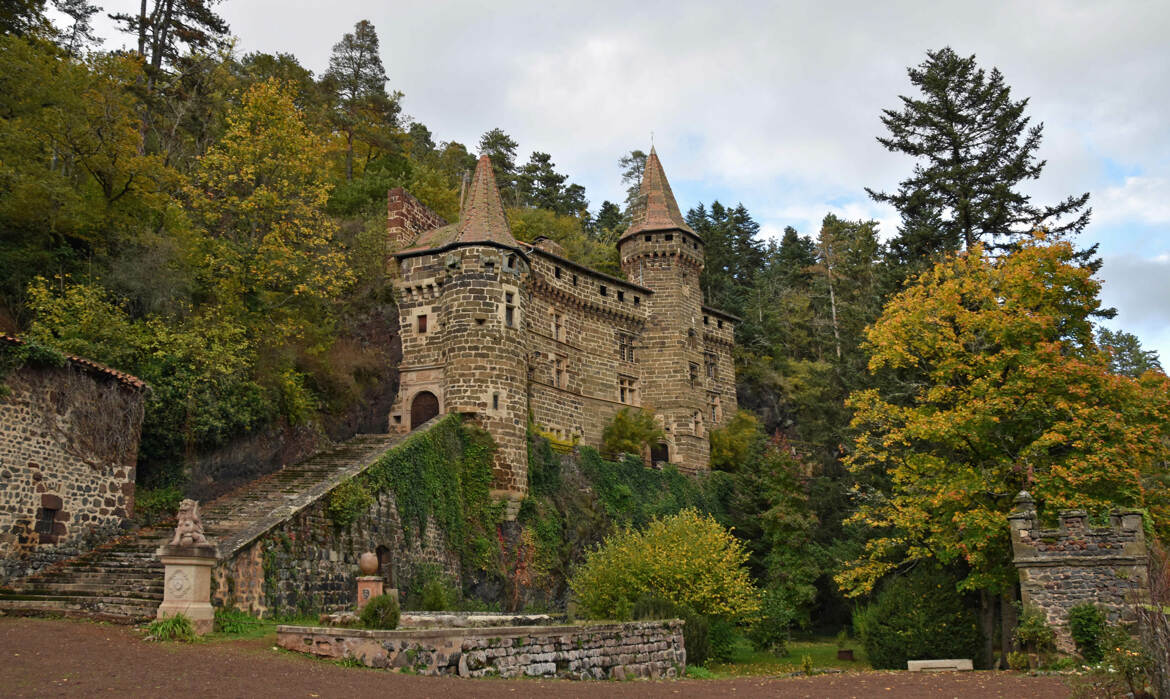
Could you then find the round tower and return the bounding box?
[617,148,710,471]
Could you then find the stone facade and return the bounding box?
[1008,491,1151,652]
[213,487,459,616]
[387,149,738,498]
[277,620,686,679]
[0,341,147,582]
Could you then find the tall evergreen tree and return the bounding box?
[868,47,1092,268]
[477,127,518,200]
[111,0,229,87]
[619,149,647,212]
[322,19,401,181]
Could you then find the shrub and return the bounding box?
[600,407,663,460]
[147,613,196,642]
[360,594,400,630]
[420,578,455,611]
[707,617,738,662]
[1067,602,1107,663]
[1007,650,1030,671]
[708,410,763,471]
[214,606,265,635]
[134,486,184,527]
[748,586,795,654]
[327,478,373,528]
[568,509,760,623]
[1014,605,1057,666]
[632,595,710,667]
[853,565,981,670]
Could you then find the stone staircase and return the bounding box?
[0,433,401,624]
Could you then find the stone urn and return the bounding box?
[358,552,379,576]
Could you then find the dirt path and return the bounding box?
[1,617,1071,698]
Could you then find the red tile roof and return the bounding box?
[1,335,149,392]
[621,147,697,242]
[400,155,520,254]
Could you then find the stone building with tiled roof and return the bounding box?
[386,150,738,502]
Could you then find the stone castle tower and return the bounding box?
[387,149,738,504]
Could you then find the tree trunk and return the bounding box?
[999,587,1019,669]
[979,590,995,669]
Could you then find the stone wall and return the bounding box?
[387,188,446,249]
[214,477,458,618]
[1008,491,1150,652]
[277,620,686,679]
[0,354,146,583]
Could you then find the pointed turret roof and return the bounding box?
[621,147,697,242]
[401,155,520,253]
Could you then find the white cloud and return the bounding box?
[1095,177,1170,226]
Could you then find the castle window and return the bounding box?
[554,266,562,279]
[665,234,673,242]
[504,254,516,271]
[572,274,578,286]
[617,290,625,302]
[492,393,500,411]
[645,235,652,242]
[705,352,717,379]
[717,319,724,329]
[634,296,640,306]
[693,410,704,437]
[485,260,495,272]
[417,314,428,334]
[505,292,515,328]
[710,395,721,424]
[599,285,608,297]
[689,362,699,388]
[554,356,567,388]
[703,315,709,325]
[617,333,634,362]
[552,312,564,342]
[618,375,638,405]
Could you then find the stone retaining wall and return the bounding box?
[1,354,146,583]
[1008,491,1150,652]
[276,620,685,680]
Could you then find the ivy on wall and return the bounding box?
[328,415,502,565]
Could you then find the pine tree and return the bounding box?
[477,128,519,200]
[323,19,401,181]
[868,47,1091,268]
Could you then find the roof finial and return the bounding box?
[650,130,655,150]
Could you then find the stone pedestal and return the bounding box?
[157,543,217,634]
[356,576,384,609]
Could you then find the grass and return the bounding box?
[699,635,870,678]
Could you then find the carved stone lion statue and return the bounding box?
[170,499,209,547]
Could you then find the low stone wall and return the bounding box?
[1008,491,1150,652]
[276,620,685,680]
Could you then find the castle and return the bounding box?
[386,149,738,500]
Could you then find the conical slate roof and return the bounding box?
[622,147,697,241]
[403,155,520,252]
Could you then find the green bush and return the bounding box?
[600,407,663,460]
[327,478,373,528]
[420,578,455,611]
[854,565,981,670]
[147,613,196,642]
[1014,605,1057,662]
[568,509,760,623]
[214,606,265,635]
[1067,602,1107,663]
[360,594,400,630]
[707,617,738,662]
[134,486,184,526]
[632,595,710,667]
[748,586,795,654]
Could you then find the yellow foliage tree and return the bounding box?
[838,234,1170,597]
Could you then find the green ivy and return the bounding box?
[0,337,66,396]
[328,415,502,569]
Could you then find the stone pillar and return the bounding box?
[356,577,384,610]
[157,543,217,634]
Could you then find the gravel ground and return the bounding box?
[0,616,1072,698]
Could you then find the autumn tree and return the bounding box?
[838,234,1170,602]
[1097,327,1164,378]
[187,79,352,361]
[869,48,1092,269]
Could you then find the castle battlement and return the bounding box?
[385,150,739,502]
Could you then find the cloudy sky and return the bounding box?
[90,1,1170,360]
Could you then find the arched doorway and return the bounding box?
[410,391,439,429]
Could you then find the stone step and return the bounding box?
[0,597,157,622]
[4,584,163,599]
